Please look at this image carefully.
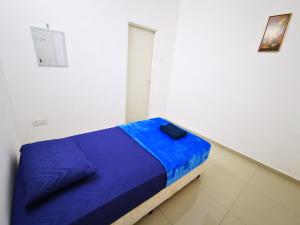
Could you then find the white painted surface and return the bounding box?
[126,25,154,123]
[0,0,129,144]
[167,0,300,179]
[128,0,181,118]
[0,1,181,222]
[0,61,20,225]
[0,0,181,144]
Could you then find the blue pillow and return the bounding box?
[20,138,96,206]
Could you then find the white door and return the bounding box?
[126,24,155,123]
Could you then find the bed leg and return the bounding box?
[148,210,154,215]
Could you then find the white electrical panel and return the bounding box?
[30,27,68,67]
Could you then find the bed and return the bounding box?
[11,118,211,225]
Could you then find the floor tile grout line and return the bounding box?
[203,149,259,224]
[146,150,246,225]
[195,185,232,225]
[218,164,260,225]
[158,208,174,225]
[198,184,229,210]
[240,165,300,220]
[141,147,300,224]
[250,167,300,220]
[158,175,229,225]
[274,200,300,219]
[206,158,253,186]
[217,209,230,225]
[208,153,258,185]
[195,181,228,212]
[211,140,300,186]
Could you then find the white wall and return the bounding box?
[0,0,129,144]
[128,0,181,118]
[0,0,180,144]
[0,60,20,225]
[167,0,300,180]
[0,1,180,223]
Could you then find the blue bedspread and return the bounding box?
[119,118,211,185]
[12,127,166,225]
[12,118,211,225]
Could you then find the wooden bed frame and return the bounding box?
[113,161,207,225]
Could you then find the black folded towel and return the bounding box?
[160,123,188,140]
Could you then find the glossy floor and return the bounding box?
[135,143,300,225]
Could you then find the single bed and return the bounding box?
[12,118,211,225]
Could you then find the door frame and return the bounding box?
[129,22,157,33]
[125,22,157,122]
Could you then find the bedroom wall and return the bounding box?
[0,0,129,144]
[166,0,300,180]
[0,60,20,225]
[128,0,181,118]
[0,0,180,144]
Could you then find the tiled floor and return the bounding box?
[135,143,300,225]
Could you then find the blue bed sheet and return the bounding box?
[119,118,211,185]
[12,127,167,225]
[12,119,211,225]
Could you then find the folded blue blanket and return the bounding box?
[160,123,187,140]
[119,118,211,186]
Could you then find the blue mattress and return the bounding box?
[12,127,167,225]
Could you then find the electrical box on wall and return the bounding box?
[32,118,48,127]
[30,26,68,67]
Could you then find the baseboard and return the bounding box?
[168,118,300,186]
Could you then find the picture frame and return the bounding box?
[258,13,292,52]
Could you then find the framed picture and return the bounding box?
[258,13,292,52]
